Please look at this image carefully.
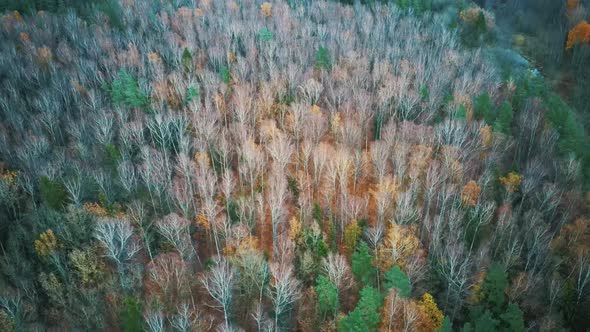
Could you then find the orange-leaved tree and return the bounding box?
[566,21,590,50]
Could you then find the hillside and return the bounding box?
[0,0,588,331]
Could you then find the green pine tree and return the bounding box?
[500,303,524,332]
[473,92,493,123]
[316,275,338,318]
[481,263,508,314]
[339,286,382,332]
[439,316,453,332]
[351,241,376,285]
[40,176,67,210]
[493,101,513,134]
[315,46,331,71]
[383,265,412,298]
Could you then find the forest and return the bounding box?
[0,0,589,331]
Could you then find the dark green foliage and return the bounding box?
[470,309,498,332]
[544,94,586,157]
[455,104,468,121]
[105,143,121,167]
[351,241,376,285]
[500,303,524,332]
[493,101,513,134]
[312,203,322,223]
[97,0,124,30]
[315,46,331,71]
[473,92,493,123]
[287,176,300,201]
[40,176,67,210]
[383,265,412,298]
[108,70,149,109]
[1,0,122,28]
[301,226,329,259]
[316,275,338,318]
[121,297,142,332]
[220,66,231,85]
[481,263,507,313]
[326,219,337,252]
[439,316,453,332]
[420,85,430,101]
[226,199,240,224]
[186,86,200,104]
[258,27,274,42]
[339,286,382,332]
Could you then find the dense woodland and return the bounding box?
[0,0,589,331]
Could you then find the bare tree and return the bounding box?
[145,309,165,332]
[266,132,294,172]
[201,257,235,330]
[156,213,194,261]
[268,261,301,331]
[94,218,141,287]
[322,253,354,292]
[267,168,288,252]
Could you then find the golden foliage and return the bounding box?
[499,172,522,193]
[148,51,162,64]
[331,113,342,134]
[83,202,109,217]
[468,271,486,304]
[194,151,211,168]
[512,34,526,47]
[289,216,302,241]
[195,213,211,230]
[13,11,23,23]
[195,8,204,17]
[343,220,362,254]
[310,104,321,116]
[0,169,18,188]
[261,2,273,18]
[461,180,481,207]
[19,32,30,44]
[418,293,444,331]
[379,223,419,271]
[480,125,493,148]
[69,247,104,285]
[34,229,58,257]
[566,20,590,50]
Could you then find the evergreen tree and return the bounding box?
[315,46,331,71]
[316,275,338,318]
[339,286,382,332]
[472,309,498,332]
[481,263,508,314]
[439,316,453,332]
[121,297,142,332]
[40,176,67,210]
[383,265,412,298]
[473,92,493,123]
[351,241,376,285]
[493,101,513,134]
[500,303,524,332]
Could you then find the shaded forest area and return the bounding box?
[0,0,589,331]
